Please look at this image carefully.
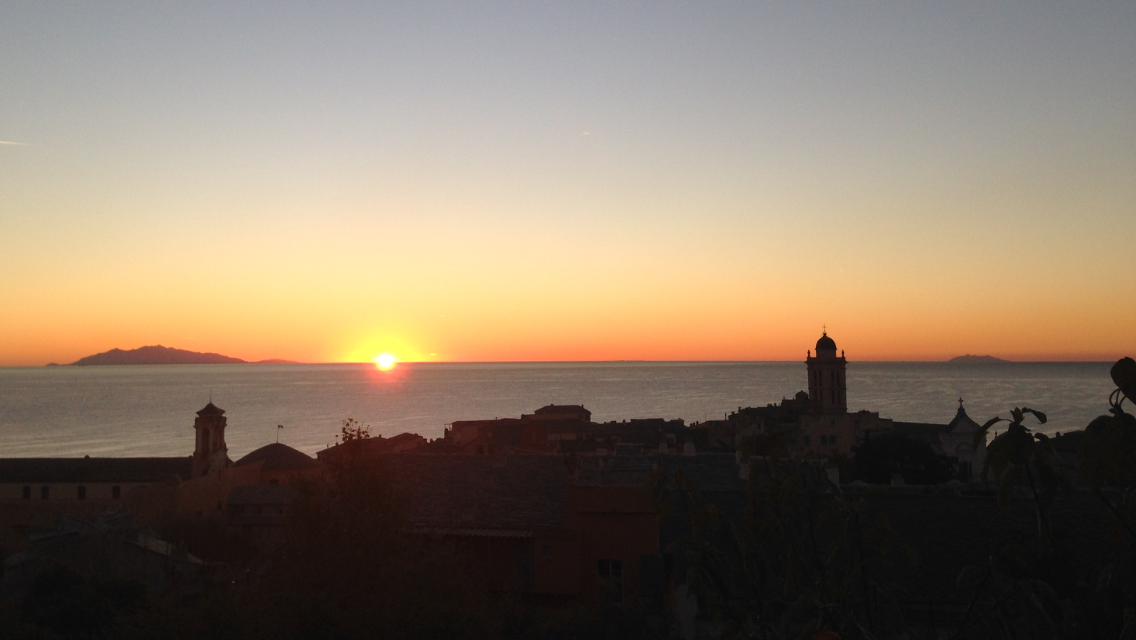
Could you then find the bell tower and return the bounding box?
[192,402,231,477]
[806,330,847,413]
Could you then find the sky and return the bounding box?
[1,1,1133,365]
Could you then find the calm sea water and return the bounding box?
[0,362,1116,459]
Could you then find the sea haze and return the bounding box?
[0,362,1116,459]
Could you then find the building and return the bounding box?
[0,456,190,552]
[177,423,320,519]
[191,402,231,478]
[391,454,659,605]
[443,418,551,455]
[316,432,427,462]
[894,399,988,480]
[1,511,215,599]
[523,404,592,423]
[795,332,893,455]
[806,331,847,412]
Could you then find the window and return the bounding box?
[40,486,49,500]
[112,486,121,499]
[77,486,87,500]
[803,435,811,446]
[597,559,623,603]
[22,486,31,500]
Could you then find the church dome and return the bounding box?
[816,333,837,352]
[235,443,319,472]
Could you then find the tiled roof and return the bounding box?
[534,404,590,415]
[227,484,293,505]
[390,454,569,532]
[568,486,655,514]
[658,454,747,493]
[0,457,192,483]
[316,433,427,460]
[893,421,950,444]
[537,419,589,434]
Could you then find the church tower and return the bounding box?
[806,331,847,413]
[192,402,231,478]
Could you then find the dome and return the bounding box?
[815,333,837,352]
[234,443,319,472]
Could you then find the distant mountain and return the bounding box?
[71,345,247,365]
[947,354,1009,364]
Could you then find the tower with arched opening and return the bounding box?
[192,402,231,478]
[805,331,847,413]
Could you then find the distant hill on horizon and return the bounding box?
[947,354,1010,363]
[71,345,248,365]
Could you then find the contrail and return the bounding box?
[0,140,30,146]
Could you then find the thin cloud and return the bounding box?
[0,140,30,146]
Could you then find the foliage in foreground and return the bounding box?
[651,432,909,639]
[947,356,1136,639]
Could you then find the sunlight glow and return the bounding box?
[375,353,397,370]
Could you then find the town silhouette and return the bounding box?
[2,334,1136,639]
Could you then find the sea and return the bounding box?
[0,362,1118,460]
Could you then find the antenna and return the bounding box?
[277,424,283,443]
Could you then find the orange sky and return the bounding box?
[1,3,1134,367]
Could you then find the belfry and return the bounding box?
[806,330,847,413]
[192,402,231,478]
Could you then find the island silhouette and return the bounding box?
[68,345,292,365]
[947,354,1009,363]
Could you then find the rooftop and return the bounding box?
[234,443,319,472]
[0,457,192,484]
[391,454,570,532]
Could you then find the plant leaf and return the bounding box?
[1112,357,1136,404]
[973,417,1004,450]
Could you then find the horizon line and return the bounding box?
[14,357,1122,369]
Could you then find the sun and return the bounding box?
[375,353,398,370]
